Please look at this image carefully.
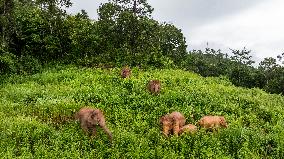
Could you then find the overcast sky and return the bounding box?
[67,0,284,64]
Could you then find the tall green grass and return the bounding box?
[0,65,283,158]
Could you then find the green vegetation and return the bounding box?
[0,66,283,158]
[1,0,284,94]
[183,48,284,94]
[1,1,284,157]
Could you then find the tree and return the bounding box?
[182,48,233,77]
[110,0,153,17]
[97,0,187,66]
[66,11,101,65]
[277,52,284,64]
[259,57,279,71]
[98,0,153,56]
[258,57,284,94]
[159,23,187,63]
[230,47,255,66]
[0,0,75,75]
[10,0,73,60]
[0,0,15,49]
[264,67,284,94]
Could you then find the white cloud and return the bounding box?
[189,0,284,61]
[67,0,107,18]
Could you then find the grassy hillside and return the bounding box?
[0,66,283,158]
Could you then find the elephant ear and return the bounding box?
[92,110,103,124]
[160,116,166,125]
[220,116,227,127]
[90,110,98,120]
[160,115,172,125]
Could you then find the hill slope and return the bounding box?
[0,66,283,158]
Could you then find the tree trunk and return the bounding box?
[1,0,14,48]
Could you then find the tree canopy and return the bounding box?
[0,0,283,95]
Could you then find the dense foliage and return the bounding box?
[1,0,283,95]
[0,0,186,70]
[182,48,284,94]
[0,66,284,158]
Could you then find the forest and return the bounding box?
[1,0,283,94]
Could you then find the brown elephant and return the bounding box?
[160,111,186,136]
[75,107,113,142]
[198,116,227,130]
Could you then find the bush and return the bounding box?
[0,66,283,158]
[0,51,17,74]
[17,55,42,74]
